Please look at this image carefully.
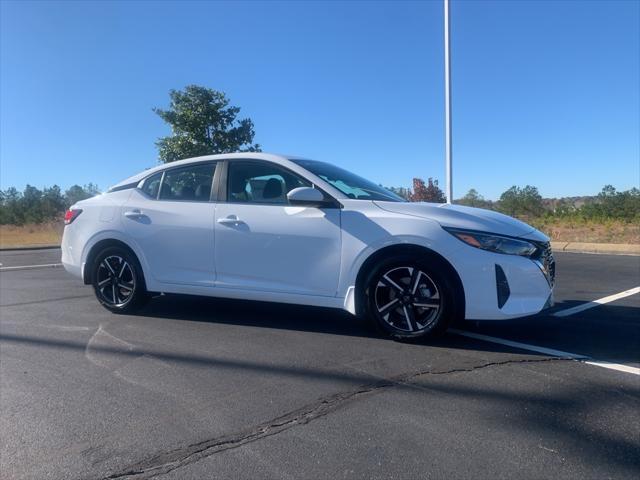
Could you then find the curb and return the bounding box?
[0,244,60,251]
[551,241,640,256]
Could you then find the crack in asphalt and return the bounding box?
[102,356,570,479]
[1,294,91,308]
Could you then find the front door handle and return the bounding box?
[217,215,244,225]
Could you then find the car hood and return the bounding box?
[373,201,548,241]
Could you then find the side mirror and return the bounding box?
[287,187,333,207]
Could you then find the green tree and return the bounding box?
[0,187,22,224]
[457,188,488,208]
[499,186,520,216]
[64,184,99,207]
[581,185,640,220]
[498,185,544,217]
[22,185,44,223]
[154,85,260,163]
[83,183,101,197]
[41,185,66,219]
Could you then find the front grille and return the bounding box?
[537,242,556,287]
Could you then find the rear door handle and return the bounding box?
[217,215,243,225]
[124,209,144,218]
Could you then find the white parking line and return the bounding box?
[450,329,640,376]
[583,360,640,375]
[450,329,588,359]
[552,286,640,317]
[0,263,62,272]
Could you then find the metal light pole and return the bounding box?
[444,0,453,203]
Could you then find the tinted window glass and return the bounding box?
[159,163,216,202]
[140,172,163,199]
[227,162,310,204]
[291,159,403,202]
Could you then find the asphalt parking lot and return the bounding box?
[1,249,638,479]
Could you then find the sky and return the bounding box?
[1,0,638,200]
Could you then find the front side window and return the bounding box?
[291,159,403,202]
[227,161,310,204]
[159,163,216,202]
[140,172,163,198]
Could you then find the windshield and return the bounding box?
[292,159,404,202]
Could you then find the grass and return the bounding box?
[0,218,637,249]
[530,217,639,244]
[0,222,63,248]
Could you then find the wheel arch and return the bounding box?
[83,238,145,286]
[353,243,465,318]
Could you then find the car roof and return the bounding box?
[107,152,348,200]
[108,152,310,191]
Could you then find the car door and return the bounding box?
[214,160,341,296]
[123,162,217,287]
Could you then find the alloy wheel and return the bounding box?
[96,255,136,307]
[373,266,442,333]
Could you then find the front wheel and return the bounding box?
[91,246,148,313]
[364,256,461,340]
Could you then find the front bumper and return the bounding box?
[448,243,555,320]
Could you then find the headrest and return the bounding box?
[263,178,283,199]
[230,175,247,194]
[195,183,211,200]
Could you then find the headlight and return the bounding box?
[444,227,538,257]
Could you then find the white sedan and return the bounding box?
[61,153,555,339]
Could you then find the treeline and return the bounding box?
[457,184,639,222]
[0,184,100,225]
[387,178,639,222]
[1,180,637,225]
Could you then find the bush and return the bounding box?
[578,186,640,221]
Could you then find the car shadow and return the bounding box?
[450,299,640,365]
[132,293,640,364]
[138,293,375,338]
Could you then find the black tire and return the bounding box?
[363,254,462,340]
[91,246,149,314]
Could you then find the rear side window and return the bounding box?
[159,163,216,202]
[140,172,163,198]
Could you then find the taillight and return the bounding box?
[64,208,83,225]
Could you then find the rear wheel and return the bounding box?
[364,255,460,340]
[91,246,148,313]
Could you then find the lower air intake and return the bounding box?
[495,264,511,309]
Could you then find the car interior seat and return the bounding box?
[262,178,284,202]
[195,183,211,201]
[179,186,195,200]
[230,175,250,202]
